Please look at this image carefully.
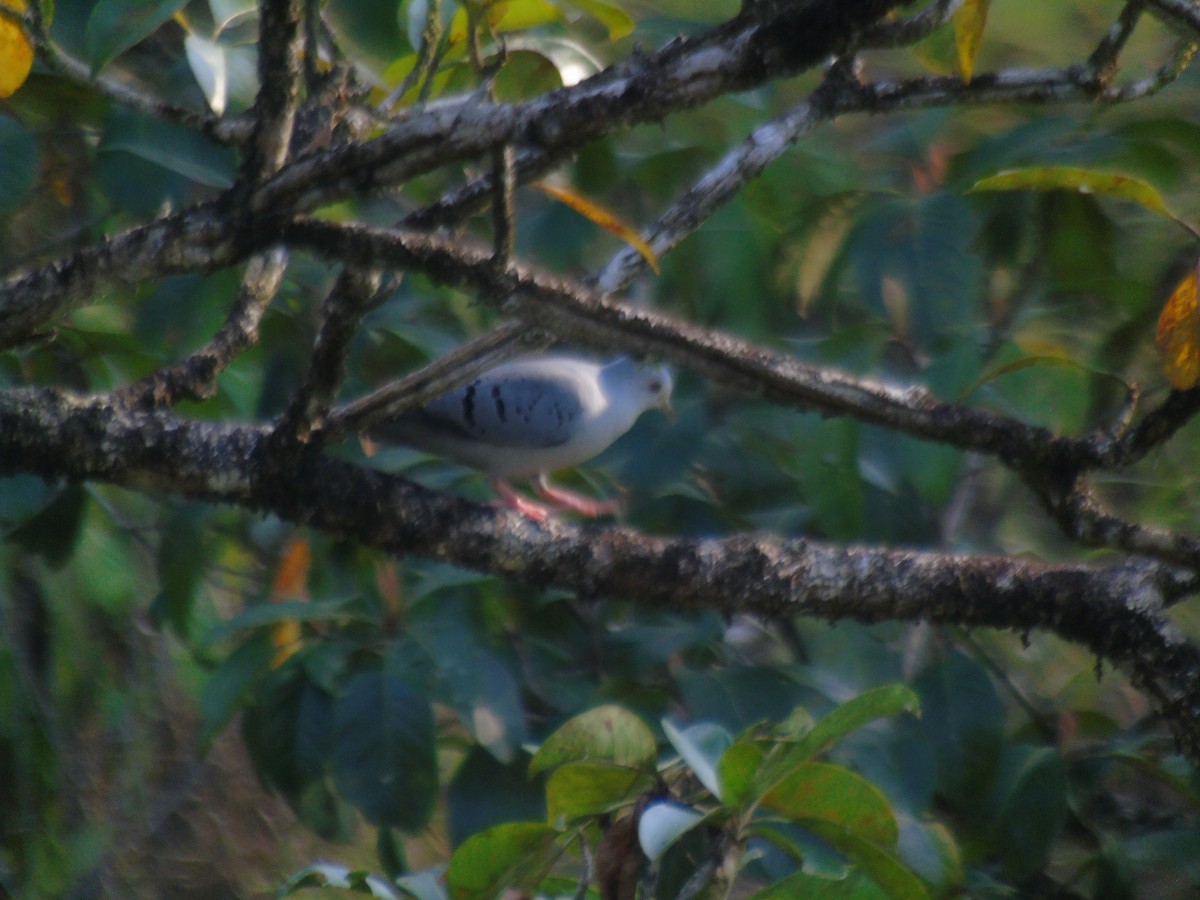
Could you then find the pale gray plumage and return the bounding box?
[372,354,673,483]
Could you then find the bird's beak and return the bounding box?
[661,399,676,422]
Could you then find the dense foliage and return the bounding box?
[3,0,1200,897]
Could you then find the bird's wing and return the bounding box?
[377,369,587,451]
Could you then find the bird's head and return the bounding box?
[641,365,674,418]
[602,357,675,420]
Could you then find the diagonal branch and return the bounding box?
[118,249,288,409]
[2,388,1198,759]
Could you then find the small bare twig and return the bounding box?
[118,250,288,409]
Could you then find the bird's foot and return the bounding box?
[534,474,623,518]
[491,479,556,522]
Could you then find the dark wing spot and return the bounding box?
[491,384,507,421]
[461,383,476,429]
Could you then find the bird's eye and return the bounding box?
[648,379,662,392]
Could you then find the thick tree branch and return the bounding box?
[1147,0,1200,35]
[280,219,1096,467]
[9,1,249,144]
[1,389,1198,758]
[4,9,1187,350]
[242,0,306,187]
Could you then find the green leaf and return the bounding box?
[969,166,1200,238]
[280,862,404,898]
[792,684,921,762]
[952,0,991,84]
[0,116,38,216]
[199,596,365,649]
[408,604,528,763]
[394,867,450,900]
[449,746,546,847]
[529,704,657,776]
[242,658,333,798]
[636,802,705,862]
[545,762,653,824]
[985,745,1067,881]
[152,505,210,639]
[332,655,438,831]
[749,870,881,899]
[98,107,237,189]
[566,0,635,41]
[717,739,766,810]
[905,651,1003,800]
[446,821,559,900]
[6,484,86,569]
[83,0,189,72]
[662,719,731,799]
[804,820,932,900]
[183,33,227,114]
[761,762,899,848]
[240,656,355,840]
[198,631,273,752]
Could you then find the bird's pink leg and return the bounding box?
[533,474,623,518]
[490,478,554,522]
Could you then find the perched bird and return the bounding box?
[372,354,673,521]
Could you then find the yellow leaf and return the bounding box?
[969,166,1200,239]
[1156,262,1200,391]
[269,537,311,667]
[0,0,33,98]
[567,0,635,41]
[952,0,990,84]
[533,180,659,273]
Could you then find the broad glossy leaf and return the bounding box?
[761,762,898,848]
[952,0,990,84]
[207,0,256,33]
[447,0,561,45]
[545,762,652,823]
[792,684,921,762]
[280,863,404,898]
[332,658,438,830]
[749,870,881,899]
[529,704,657,776]
[904,651,1003,799]
[0,106,35,223]
[804,820,932,900]
[324,0,410,67]
[199,596,365,649]
[198,631,273,751]
[184,32,228,114]
[242,657,344,840]
[567,0,634,41]
[394,868,449,900]
[897,814,963,892]
[662,719,731,799]
[449,746,545,847]
[152,504,210,639]
[83,0,188,71]
[99,107,237,189]
[637,802,704,862]
[717,739,765,810]
[446,821,559,900]
[7,483,86,569]
[985,745,1067,881]
[0,0,33,97]
[408,598,528,762]
[1156,261,1200,390]
[676,665,802,731]
[970,166,1199,236]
